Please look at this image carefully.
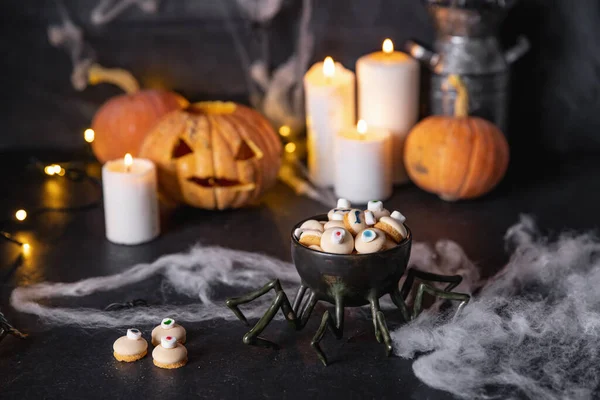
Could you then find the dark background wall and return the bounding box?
[1,0,600,164]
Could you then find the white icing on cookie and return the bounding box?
[127,328,142,340]
[308,245,323,251]
[355,228,387,254]
[378,216,408,239]
[343,209,368,235]
[300,219,325,232]
[390,210,406,223]
[324,220,345,230]
[364,210,376,226]
[320,228,354,254]
[294,228,303,239]
[161,335,177,349]
[161,318,175,330]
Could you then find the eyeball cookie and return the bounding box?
[354,228,387,254]
[367,200,391,220]
[152,336,188,369]
[327,198,352,221]
[299,219,324,232]
[298,230,323,247]
[374,211,408,243]
[343,209,368,235]
[320,228,354,254]
[113,328,148,362]
[151,318,186,346]
[323,220,345,230]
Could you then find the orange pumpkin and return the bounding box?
[139,101,282,210]
[404,74,509,201]
[88,64,188,163]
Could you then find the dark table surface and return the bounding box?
[0,150,597,400]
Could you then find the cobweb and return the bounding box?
[394,215,600,399]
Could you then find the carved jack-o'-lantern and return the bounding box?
[139,101,282,210]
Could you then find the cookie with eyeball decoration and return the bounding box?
[327,198,352,221]
[299,219,324,232]
[323,220,345,230]
[354,228,387,254]
[364,210,377,226]
[152,335,188,369]
[151,317,187,346]
[113,328,148,362]
[367,200,391,220]
[374,211,407,243]
[320,227,354,254]
[343,209,368,235]
[298,229,323,247]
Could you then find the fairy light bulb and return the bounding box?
[84,128,95,143]
[279,125,291,137]
[44,165,56,176]
[15,209,27,221]
[382,38,394,54]
[285,142,297,153]
[323,57,335,78]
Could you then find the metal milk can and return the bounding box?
[406,0,529,133]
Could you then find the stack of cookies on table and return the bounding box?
[112,317,188,369]
[294,199,408,254]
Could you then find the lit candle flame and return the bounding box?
[124,153,133,172]
[382,38,394,54]
[84,128,95,143]
[323,57,335,78]
[22,243,31,254]
[357,120,368,135]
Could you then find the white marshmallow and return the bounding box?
[161,335,177,349]
[336,198,351,208]
[364,210,376,226]
[331,228,346,244]
[161,318,175,330]
[390,211,406,223]
[367,200,384,212]
[127,328,142,340]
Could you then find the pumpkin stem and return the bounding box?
[88,63,140,94]
[447,74,469,118]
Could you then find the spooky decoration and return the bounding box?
[89,64,188,164]
[404,75,509,201]
[226,214,470,365]
[139,101,283,210]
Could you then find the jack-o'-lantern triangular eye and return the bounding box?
[235,139,263,161]
[172,138,193,159]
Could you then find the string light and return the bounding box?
[285,142,297,153]
[15,209,27,221]
[279,125,291,137]
[84,128,95,143]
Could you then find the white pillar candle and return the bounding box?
[357,39,419,184]
[304,56,355,187]
[102,154,160,245]
[334,120,392,204]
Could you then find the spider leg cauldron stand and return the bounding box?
[226,215,471,366]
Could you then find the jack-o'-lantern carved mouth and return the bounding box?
[187,177,255,191]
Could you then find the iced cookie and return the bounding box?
[113,328,148,362]
[298,230,323,247]
[299,219,324,232]
[354,228,387,254]
[323,220,345,230]
[152,336,188,369]
[151,318,186,346]
[327,198,352,221]
[367,200,391,220]
[320,228,354,254]
[343,209,368,235]
[309,245,323,252]
[374,211,408,243]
